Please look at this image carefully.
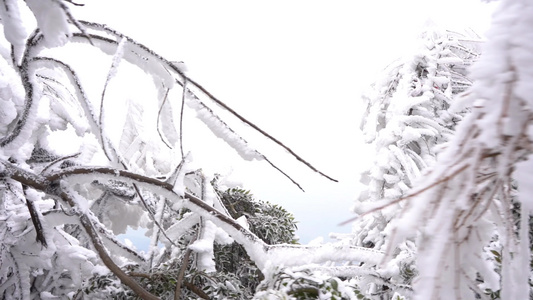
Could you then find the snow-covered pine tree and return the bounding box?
[379,1,533,298]
[346,25,480,298]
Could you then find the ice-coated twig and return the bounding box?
[179,79,186,159]
[41,152,81,174]
[186,97,305,190]
[132,184,178,249]
[99,37,127,159]
[185,75,339,182]
[156,88,173,149]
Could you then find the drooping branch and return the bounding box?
[67,30,308,190]
[186,96,305,190]
[53,0,92,44]
[179,80,186,159]
[29,57,114,158]
[184,75,339,183]
[46,165,266,246]
[132,183,178,248]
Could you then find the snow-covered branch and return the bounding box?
[0,160,159,300]
[1,160,382,273]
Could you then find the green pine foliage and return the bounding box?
[217,185,299,245]
[82,182,299,299]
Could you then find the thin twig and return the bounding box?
[174,236,196,300]
[339,163,470,226]
[156,88,173,149]
[64,0,84,6]
[186,76,338,182]
[41,152,81,174]
[179,80,186,159]
[99,37,127,161]
[132,183,178,248]
[262,155,304,192]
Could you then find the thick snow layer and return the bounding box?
[0,0,27,48]
[190,220,217,273]
[165,213,199,241]
[236,215,250,230]
[264,242,384,268]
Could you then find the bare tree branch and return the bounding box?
[174,236,196,300]
[179,80,186,159]
[22,185,48,248]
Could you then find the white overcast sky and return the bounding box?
[70,1,494,243]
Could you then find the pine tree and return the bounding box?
[366,1,533,298]
[348,26,481,298]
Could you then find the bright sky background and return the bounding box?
[70,1,495,243]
